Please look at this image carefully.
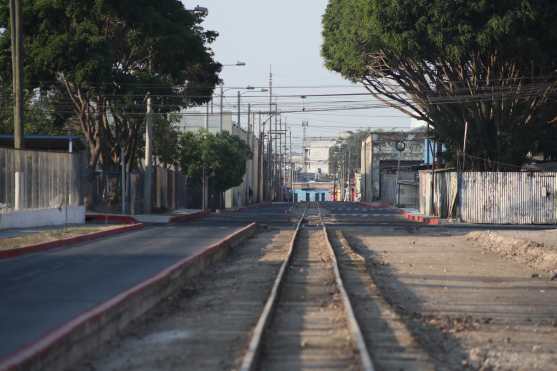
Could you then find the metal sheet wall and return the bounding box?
[419,171,557,224]
[0,148,81,212]
[461,172,557,224]
[418,170,457,218]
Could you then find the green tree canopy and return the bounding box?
[177,131,252,193]
[0,0,220,171]
[323,0,557,168]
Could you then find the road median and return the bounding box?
[0,223,144,260]
[0,222,256,371]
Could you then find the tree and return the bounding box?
[329,130,370,176]
[0,0,220,172]
[177,131,252,194]
[322,0,557,168]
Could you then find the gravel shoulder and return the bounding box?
[467,229,557,277]
[345,226,557,371]
[77,227,294,371]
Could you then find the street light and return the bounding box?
[222,61,246,67]
[237,87,268,129]
[218,62,247,130]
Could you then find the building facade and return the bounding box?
[361,130,426,207]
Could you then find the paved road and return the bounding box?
[320,201,412,225]
[0,221,247,358]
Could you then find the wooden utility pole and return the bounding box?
[10,0,24,149]
[144,94,153,213]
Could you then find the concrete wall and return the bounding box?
[0,206,86,229]
[224,123,261,209]
[361,131,425,202]
[304,140,335,176]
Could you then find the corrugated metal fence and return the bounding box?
[420,171,557,224]
[0,148,81,212]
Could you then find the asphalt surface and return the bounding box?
[0,221,247,359]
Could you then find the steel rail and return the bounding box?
[239,207,307,371]
[318,203,376,371]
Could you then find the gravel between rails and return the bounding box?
[76,227,295,371]
[256,227,361,371]
[328,228,436,371]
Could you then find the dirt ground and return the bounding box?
[345,226,557,371]
[77,227,294,371]
[0,225,120,251]
[330,229,436,371]
[467,229,557,277]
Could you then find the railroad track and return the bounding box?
[239,203,375,371]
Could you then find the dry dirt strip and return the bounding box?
[328,228,436,371]
[344,227,557,371]
[0,223,256,371]
[0,224,144,259]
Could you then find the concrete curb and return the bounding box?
[0,222,257,371]
[359,202,440,225]
[0,223,144,260]
[399,210,441,225]
[169,210,208,223]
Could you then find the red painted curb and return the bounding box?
[0,223,257,371]
[85,214,139,225]
[399,210,440,225]
[0,224,144,260]
[359,202,440,225]
[169,211,208,223]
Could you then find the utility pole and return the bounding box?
[220,84,224,131]
[268,67,273,201]
[144,94,153,213]
[10,0,24,210]
[10,0,24,150]
[302,121,309,173]
[237,90,241,128]
[205,101,210,130]
[289,130,293,204]
[246,104,251,205]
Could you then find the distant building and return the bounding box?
[175,110,233,134]
[361,129,426,207]
[303,138,336,177]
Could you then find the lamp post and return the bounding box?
[219,62,246,131]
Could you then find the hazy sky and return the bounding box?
[187,0,410,147]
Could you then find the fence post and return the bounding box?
[14,171,23,210]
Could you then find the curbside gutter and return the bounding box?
[169,210,209,223]
[0,222,257,371]
[85,214,139,225]
[359,201,393,209]
[238,202,273,212]
[0,223,144,260]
